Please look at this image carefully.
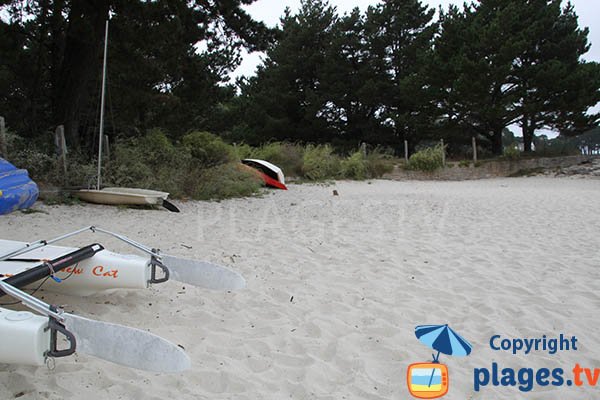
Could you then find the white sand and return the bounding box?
[1,177,599,399]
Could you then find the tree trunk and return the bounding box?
[522,115,534,153]
[52,0,110,150]
[490,128,503,156]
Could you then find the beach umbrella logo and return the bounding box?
[407,324,473,399]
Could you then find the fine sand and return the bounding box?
[1,177,599,399]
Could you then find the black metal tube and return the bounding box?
[0,244,104,297]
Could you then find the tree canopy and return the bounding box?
[0,0,273,147]
[0,0,598,157]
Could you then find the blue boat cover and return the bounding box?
[0,158,39,215]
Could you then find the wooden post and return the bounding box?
[360,142,367,158]
[55,125,68,183]
[404,140,409,162]
[440,139,446,167]
[0,116,6,158]
[472,136,478,163]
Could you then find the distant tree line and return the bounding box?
[1,0,599,157]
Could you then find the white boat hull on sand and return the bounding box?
[0,307,50,366]
[0,239,149,296]
[76,187,169,206]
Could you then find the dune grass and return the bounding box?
[9,130,396,201]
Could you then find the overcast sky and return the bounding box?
[232,0,599,79]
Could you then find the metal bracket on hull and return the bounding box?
[149,253,169,284]
[46,306,76,359]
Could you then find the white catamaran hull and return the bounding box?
[0,225,245,370]
[0,307,50,366]
[0,240,149,296]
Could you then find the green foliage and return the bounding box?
[9,127,401,204]
[232,0,339,144]
[10,146,102,189]
[340,151,368,180]
[232,143,255,160]
[137,129,178,165]
[407,144,445,172]
[10,150,56,182]
[192,164,262,201]
[339,148,394,179]
[458,159,471,168]
[302,144,341,180]
[40,191,81,206]
[108,131,188,197]
[365,147,394,177]
[508,167,545,177]
[534,136,581,157]
[182,131,235,167]
[251,142,305,177]
[105,130,261,199]
[503,146,521,160]
[0,0,274,144]
[430,1,600,155]
[2,0,599,162]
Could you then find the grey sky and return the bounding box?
[232,0,599,79]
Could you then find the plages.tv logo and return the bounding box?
[407,324,473,399]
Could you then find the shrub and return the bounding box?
[9,135,104,188]
[503,146,521,160]
[365,147,394,177]
[182,131,235,167]
[232,143,255,160]
[11,149,56,182]
[137,128,178,166]
[302,144,341,180]
[407,144,445,172]
[106,129,191,196]
[341,151,368,180]
[192,164,262,200]
[65,152,101,188]
[534,137,580,157]
[251,142,304,177]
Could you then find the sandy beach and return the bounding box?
[1,177,599,399]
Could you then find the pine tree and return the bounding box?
[0,0,273,147]
[513,0,600,151]
[236,0,339,144]
[430,1,523,155]
[363,0,436,150]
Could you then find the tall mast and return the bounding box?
[97,20,109,190]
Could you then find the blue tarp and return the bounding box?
[0,158,39,215]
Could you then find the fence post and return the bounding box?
[404,140,409,162]
[441,139,446,167]
[0,116,6,158]
[360,142,367,158]
[55,125,68,184]
[472,136,478,163]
